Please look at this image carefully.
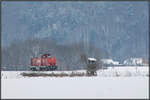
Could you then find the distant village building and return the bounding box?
[100,59,120,65]
[123,58,147,65]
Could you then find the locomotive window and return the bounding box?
[92,61,96,64]
[88,60,96,64]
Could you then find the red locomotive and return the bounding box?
[30,54,57,71]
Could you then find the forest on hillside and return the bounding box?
[1,1,149,70]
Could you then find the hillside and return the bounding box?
[1,1,149,70]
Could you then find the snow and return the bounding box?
[88,58,97,61]
[1,66,149,79]
[1,66,149,99]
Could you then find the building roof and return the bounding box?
[88,58,97,61]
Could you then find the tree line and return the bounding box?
[2,37,108,71]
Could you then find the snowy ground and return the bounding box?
[1,66,149,99]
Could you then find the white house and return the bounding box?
[101,59,120,65]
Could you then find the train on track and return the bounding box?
[30,54,57,71]
[29,53,98,75]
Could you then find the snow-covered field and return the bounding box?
[1,66,149,99]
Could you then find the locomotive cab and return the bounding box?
[87,58,97,76]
